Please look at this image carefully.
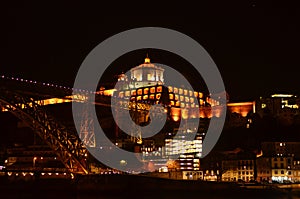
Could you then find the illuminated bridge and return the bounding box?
[0,73,229,175]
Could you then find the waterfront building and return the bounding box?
[292,159,300,182]
[270,156,293,183]
[256,157,272,183]
[3,144,70,179]
[222,159,255,182]
[221,150,255,182]
[257,141,300,183]
[221,159,239,181]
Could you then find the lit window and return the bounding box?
[157,86,162,93]
[190,98,194,103]
[150,87,155,93]
[184,89,188,95]
[125,91,130,97]
[199,92,203,99]
[174,87,178,94]
[179,89,183,95]
[118,92,124,98]
[169,94,174,100]
[180,96,184,102]
[147,73,154,81]
[137,89,143,95]
[131,90,136,96]
[144,88,149,95]
[194,92,198,98]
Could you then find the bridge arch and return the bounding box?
[0,89,88,174]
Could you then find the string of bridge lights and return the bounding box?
[0,74,97,94]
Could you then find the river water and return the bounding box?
[1,177,300,199]
[2,185,300,199]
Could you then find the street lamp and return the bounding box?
[33,157,37,168]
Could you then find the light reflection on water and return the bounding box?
[75,195,298,199]
[76,195,299,199]
[75,190,300,199]
[2,189,300,199]
[2,178,300,199]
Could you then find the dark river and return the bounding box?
[1,177,300,199]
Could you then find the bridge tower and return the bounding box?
[79,95,96,148]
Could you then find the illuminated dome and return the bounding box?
[130,55,164,88]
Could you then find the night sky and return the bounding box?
[1,1,299,101]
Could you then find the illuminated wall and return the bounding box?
[222,159,255,182]
[113,84,225,120]
[227,101,255,117]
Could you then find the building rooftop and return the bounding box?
[131,56,164,70]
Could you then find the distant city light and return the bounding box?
[271,94,294,98]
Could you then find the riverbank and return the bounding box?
[0,175,294,199]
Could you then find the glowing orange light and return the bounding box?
[199,92,203,99]
[103,89,116,96]
[171,108,181,121]
[227,101,254,117]
[150,87,155,93]
[181,109,189,119]
[157,86,162,92]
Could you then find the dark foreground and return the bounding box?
[0,175,299,199]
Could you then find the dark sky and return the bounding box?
[1,1,299,101]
